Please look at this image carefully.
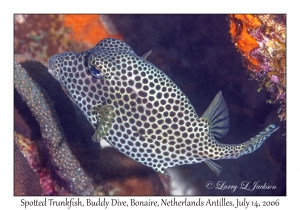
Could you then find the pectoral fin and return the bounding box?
[91,104,115,142]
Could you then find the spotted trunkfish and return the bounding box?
[48,38,279,176]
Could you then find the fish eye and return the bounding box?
[85,50,107,79]
[88,64,104,79]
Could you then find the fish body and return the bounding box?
[48,38,278,176]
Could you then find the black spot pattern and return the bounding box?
[48,38,276,174]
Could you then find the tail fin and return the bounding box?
[203,125,278,176]
[198,91,279,175]
[243,124,279,155]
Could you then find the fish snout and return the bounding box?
[48,54,59,75]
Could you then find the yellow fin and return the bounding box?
[91,104,115,142]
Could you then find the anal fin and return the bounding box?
[162,170,171,178]
[204,160,222,176]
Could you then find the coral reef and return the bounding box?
[229,15,286,121]
[14,142,42,195]
[14,133,62,195]
[14,15,85,64]
[14,55,94,195]
[14,14,122,64]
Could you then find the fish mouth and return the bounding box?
[48,54,59,74]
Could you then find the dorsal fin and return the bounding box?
[201,91,230,138]
[141,50,152,60]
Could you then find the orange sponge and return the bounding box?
[63,15,123,45]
